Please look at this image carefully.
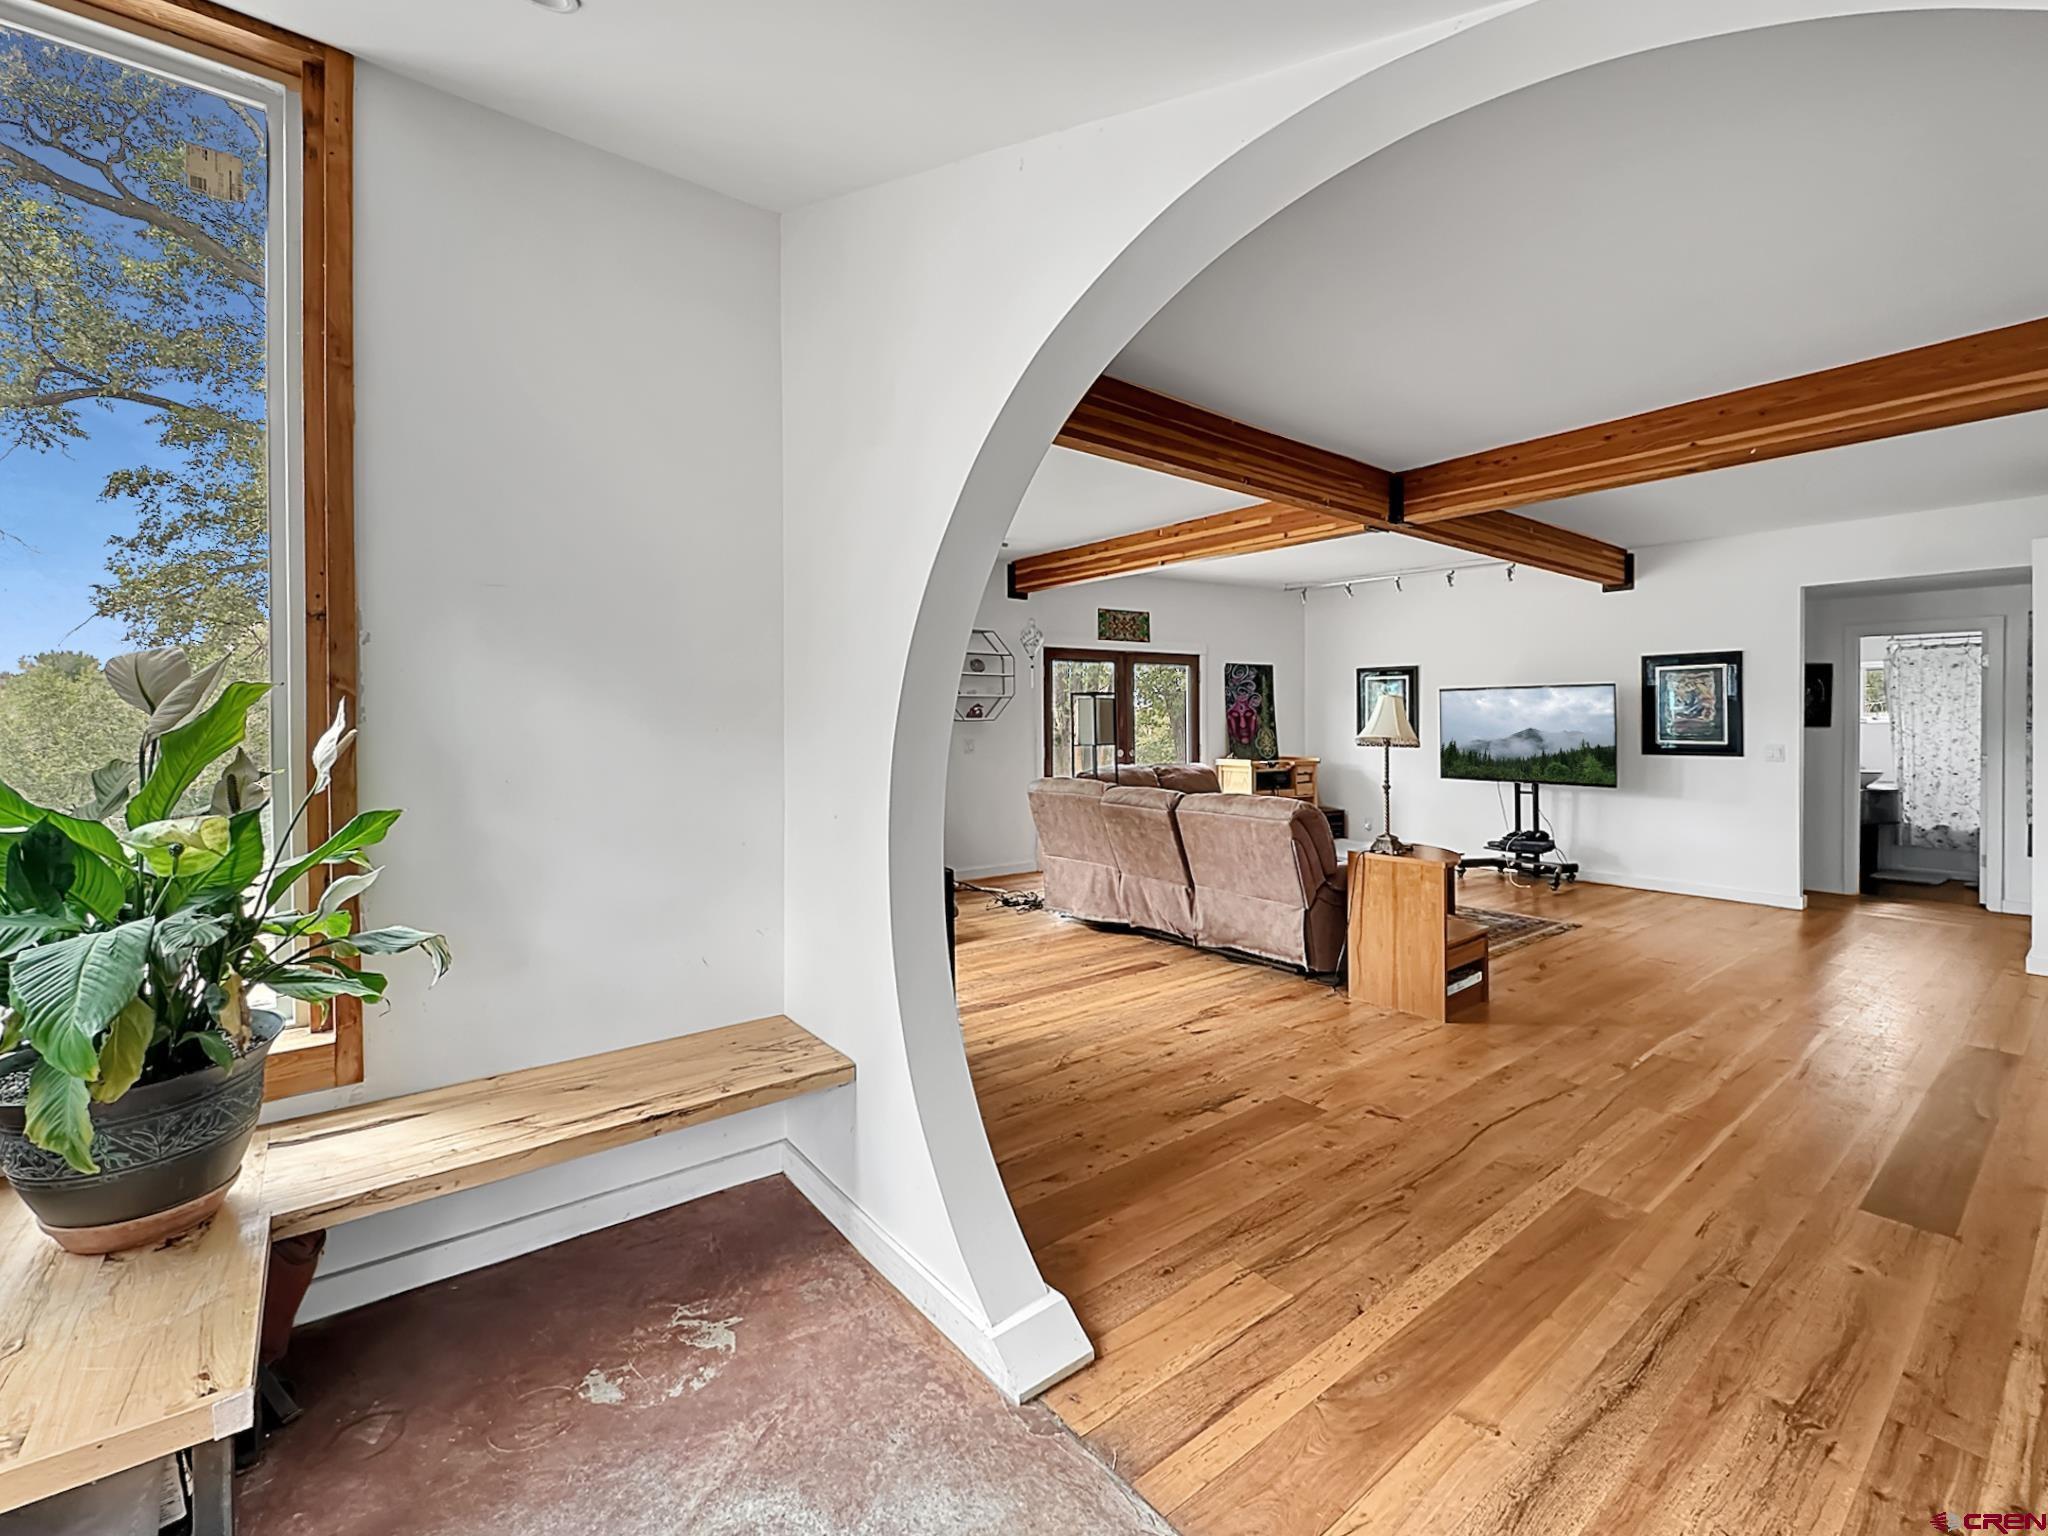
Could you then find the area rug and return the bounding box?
[1456,904,1579,957]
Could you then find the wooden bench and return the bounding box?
[0,1015,852,1526]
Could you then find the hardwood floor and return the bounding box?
[954,873,2048,1535]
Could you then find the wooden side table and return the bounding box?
[1346,845,1489,1021]
[1216,755,1319,804]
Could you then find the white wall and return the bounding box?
[945,569,1306,877]
[268,66,795,1318]
[779,0,2048,1402]
[1299,496,2047,911]
[1805,582,2027,902]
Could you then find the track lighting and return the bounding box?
[1506,564,1517,583]
[1394,576,1403,593]
[1343,584,1354,598]
[1446,569,1456,589]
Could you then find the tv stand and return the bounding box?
[1458,781,1579,892]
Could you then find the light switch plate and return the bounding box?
[1763,743,1786,763]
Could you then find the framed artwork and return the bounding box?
[1642,651,1744,756]
[1222,662,1278,759]
[1356,666,1421,742]
[1803,662,1833,729]
[1096,607,1151,643]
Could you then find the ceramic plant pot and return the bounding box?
[0,1010,285,1253]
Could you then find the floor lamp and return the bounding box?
[1358,693,1419,855]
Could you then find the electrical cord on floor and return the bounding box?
[954,879,1046,912]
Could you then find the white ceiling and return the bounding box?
[1004,449,1260,557]
[231,0,1490,211]
[1004,9,2048,588]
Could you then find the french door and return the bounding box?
[1044,648,1201,776]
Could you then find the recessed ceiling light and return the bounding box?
[530,0,580,12]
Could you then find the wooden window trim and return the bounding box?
[1042,647,1202,776]
[39,0,360,1099]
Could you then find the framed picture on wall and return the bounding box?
[1356,666,1421,741]
[1642,650,1744,756]
[1223,661,1278,759]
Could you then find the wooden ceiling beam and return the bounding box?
[1056,376,1395,524]
[1008,502,1360,595]
[1006,501,1631,595]
[1402,316,2048,524]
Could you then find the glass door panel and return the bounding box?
[1131,660,1196,764]
[1043,648,1201,775]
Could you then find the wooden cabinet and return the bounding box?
[1346,845,1489,1021]
[1216,755,1319,804]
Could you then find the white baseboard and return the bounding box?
[299,1140,785,1323]
[949,861,1040,882]
[295,1134,1094,1407]
[2030,948,2048,978]
[1568,867,1807,911]
[780,1142,1093,1403]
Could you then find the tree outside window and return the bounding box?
[1861,664,1888,722]
[0,19,275,815]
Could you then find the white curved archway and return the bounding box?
[781,0,2046,1397]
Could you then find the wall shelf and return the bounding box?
[957,629,1016,721]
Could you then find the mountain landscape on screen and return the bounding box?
[1440,685,1619,787]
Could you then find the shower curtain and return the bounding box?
[1886,636,1982,853]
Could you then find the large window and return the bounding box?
[0,0,355,1097]
[1043,648,1200,776]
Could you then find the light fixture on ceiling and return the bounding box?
[529,0,580,12]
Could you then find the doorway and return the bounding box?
[1042,647,1199,776]
[1842,618,2003,909]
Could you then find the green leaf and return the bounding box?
[0,911,80,957]
[91,998,155,1103]
[24,1061,96,1173]
[5,821,75,911]
[345,926,453,983]
[187,1031,234,1069]
[7,920,154,1077]
[315,867,378,917]
[283,910,352,941]
[265,966,386,1003]
[182,811,266,899]
[128,681,270,827]
[64,852,132,925]
[124,815,232,877]
[155,908,231,962]
[267,810,402,903]
[70,759,134,823]
[0,778,128,866]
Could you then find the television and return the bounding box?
[1439,683,1619,788]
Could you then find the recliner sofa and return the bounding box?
[1024,771,1347,971]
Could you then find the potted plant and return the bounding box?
[0,648,447,1253]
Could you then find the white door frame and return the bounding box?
[1839,613,2007,908]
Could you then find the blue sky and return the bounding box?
[0,22,268,671]
[0,406,160,664]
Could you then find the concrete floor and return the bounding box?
[238,1176,1167,1536]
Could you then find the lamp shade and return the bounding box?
[1357,692,1419,748]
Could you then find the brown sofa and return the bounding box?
[1025,774,1346,972]
[1080,762,1221,794]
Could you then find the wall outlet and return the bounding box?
[1763,743,1786,763]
